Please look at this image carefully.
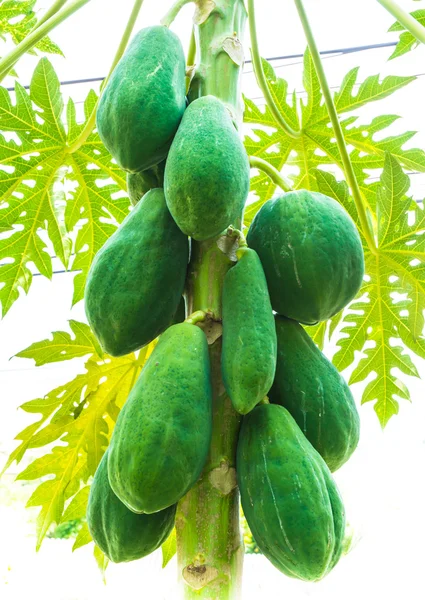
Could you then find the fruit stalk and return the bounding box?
[247,0,301,139]
[249,156,292,192]
[175,1,247,598]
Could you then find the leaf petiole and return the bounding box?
[129,346,149,390]
[36,0,70,29]
[247,0,301,140]
[0,0,92,83]
[294,0,378,255]
[249,156,292,192]
[376,0,425,44]
[67,0,146,154]
[161,0,194,28]
[186,27,196,93]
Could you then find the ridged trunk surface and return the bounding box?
[176,1,248,598]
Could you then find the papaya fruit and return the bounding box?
[84,188,189,357]
[96,26,186,173]
[237,404,345,581]
[127,161,166,206]
[86,450,176,563]
[246,190,364,324]
[270,316,360,472]
[108,323,212,514]
[164,95,250,241]
[222,247,277,414]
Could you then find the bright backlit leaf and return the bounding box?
[4,320,154,549]
[333,154,425,426]
[388,9,425,60]
[244,51,421,223]
[0,58,128,316]
[0,0,62,56]
[161,529,177,568]
[244,54,424,426]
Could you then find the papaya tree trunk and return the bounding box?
[176,1,247,598]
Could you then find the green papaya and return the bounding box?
[164,95,250,241]
[237,404,345,581]
[85,188,189,357]
[96,26,186,173]
[127,161,166,206]
[222,247,277,414]
[87,450,176,563]
[108,323,212,514]
[270,316,360,472]
[246,190,364,324]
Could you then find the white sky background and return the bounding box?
[1,1,425,599]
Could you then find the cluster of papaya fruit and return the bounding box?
[84,24,365,582]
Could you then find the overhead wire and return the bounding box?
[4,41,398,92]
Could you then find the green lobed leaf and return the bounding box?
[4,323,156,549]
[333,68,416,116]
[244,59,298,210]
[0,0,62,56]
[388,9,425,60]
[288,156,425,427]
[304,311,343,353]
[0,59,70,315]
[61,486,90,523]
[244,51,425,425]
[73,522,92,551]
[15,320,103,365]
[93,544,109,580]
[0,58,128,316]
[333,154,425,426]
[244,50,421,225]
[64,89,128,305]
[161,529,177,568]
[304,321,328,350]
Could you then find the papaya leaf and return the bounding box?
[73,522,91,551]
[313,169,360,227]
[93,544,109,579]
[0,0,62,56]
[304,321,328,350]
[388,9,425,60]
[244,51,421,223]
[4,322,155,549]
[61,486,90,522]
[14,320,103,365]
[301,155,425,426]
[245,57,425,426]
[65,91,128,305]
[0,58,128,316]
[303,309,344,353]
[161,528,177,568]
[332,154,425,427]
